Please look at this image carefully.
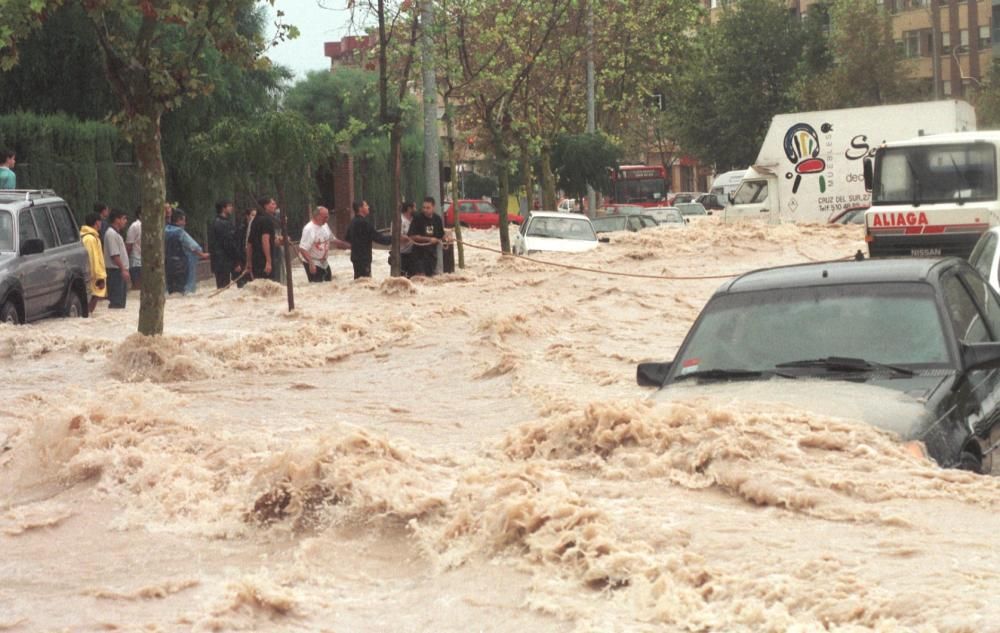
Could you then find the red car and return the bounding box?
[444,199,524,228]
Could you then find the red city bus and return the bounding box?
[608,165,668,207]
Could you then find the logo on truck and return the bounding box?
[783,123,828,194]
[870,212,929,227]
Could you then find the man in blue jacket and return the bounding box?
[165,209,208,294]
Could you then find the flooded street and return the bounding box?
[3,220,1000,632]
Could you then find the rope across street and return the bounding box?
[456,239,857,281]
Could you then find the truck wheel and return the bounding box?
[1,300,20,325]
[64,290,84,318]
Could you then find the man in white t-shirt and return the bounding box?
[103,210,131,309]
[125,217,142,290]
[297,206,349,282]
[399,201,416,277]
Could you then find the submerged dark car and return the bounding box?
[637,258,1000,473]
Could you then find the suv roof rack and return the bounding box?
[0,189,57,199]
[0,189,59,206]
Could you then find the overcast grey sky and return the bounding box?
[265,1,357,80]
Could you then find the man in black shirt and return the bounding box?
[247,196,278,281]
[407,196,444,277]
[346,200,391,279]
[208,200,244,289]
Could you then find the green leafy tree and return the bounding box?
[284,67,424,226]
[1,1,296,335]
[795,0,916,109]
[344,1,421,276]
[448,0,574,253]
[975,65,1000,128]
[593,0,702,142]
[190,110,336,230]
[0,4,291,241]
[665,0,807,170]
[0,5,117,119]
[551,132,622,200]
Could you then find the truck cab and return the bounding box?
[723,167,774,223]
[865,132,1000,258]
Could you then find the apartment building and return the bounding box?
[708,0,997,97]
[887,0,995,97]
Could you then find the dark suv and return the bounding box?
[638,258,1000,473]
[0,190,90,323]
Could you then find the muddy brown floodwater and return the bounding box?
[2,219,999,632]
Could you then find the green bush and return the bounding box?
[0,111,135,219]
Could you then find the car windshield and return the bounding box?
[672,282,951,377]
[874,143,998,205]
[526,216,596,240]
[732,180,768,205]
[613,177,665,204]
[591,216,628,232]
[0,211,13,252]
[648,208,683,224]
[676,202,707,216]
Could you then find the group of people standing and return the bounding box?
[75,194,452,314]
[294,196,448,282]
[79,203,136,313]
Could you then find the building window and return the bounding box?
[904,30,922,57]
[909,0,926,8]
[960,29,969,48]
[942,31,951,55]
[980,24,991,48]
[943,80,952,95]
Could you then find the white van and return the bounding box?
[725,101,976,224]
[710,170,746,201]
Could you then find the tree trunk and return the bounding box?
[389,123,403,276]
[444,100,464,268]
[133,124,166,336]
[521,140,533,212]
[540,147,557,210]
[496,146,511,254]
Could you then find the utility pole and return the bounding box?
[586,0,596,217]
[421,0,442,271]
[931,0,942,100]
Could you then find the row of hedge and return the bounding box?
[0,111,426,242]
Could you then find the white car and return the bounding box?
[644,206,686,226]
[968,227,1000,292]
[513,211,605,255]
[556,198,580,213]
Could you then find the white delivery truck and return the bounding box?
[863,130,1000,258]
[724,101,976,224]
[710,169,747,201]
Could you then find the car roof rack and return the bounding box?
[0,189,58,205]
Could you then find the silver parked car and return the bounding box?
[0,189,90,323]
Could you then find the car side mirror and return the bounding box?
[863,158,873,192]
[599,236,610,243]
[961,342,1000,372]
[637,361,673,387]
[20,238,44,256]
[728,193,735,204]
[685,218,690,224]
[707,210,713,216]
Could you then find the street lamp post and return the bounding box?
[951,45,982,90]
